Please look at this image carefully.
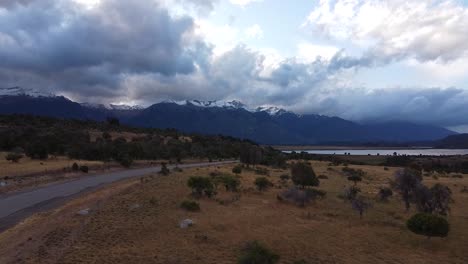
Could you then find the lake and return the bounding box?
[283,149,468,156]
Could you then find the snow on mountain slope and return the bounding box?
[0,87,55,98]
[164,99,293,116]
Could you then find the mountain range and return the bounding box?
[0,87,456,145]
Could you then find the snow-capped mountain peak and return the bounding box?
[0,87,55,98]
[166,99,250,110]
[162,99,292,116]
[255,106,290,116]
[81,102,143,110]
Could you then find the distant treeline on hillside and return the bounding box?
[0,114,286,167]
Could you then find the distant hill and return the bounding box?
[0,88,457,145]
[435,134,468,149]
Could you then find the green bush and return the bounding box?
[407,213,449,238]
[79,165,89,173]
[291,162,319,188]
[180,200,200,212]
[238,241,279,264]
[232,165,242,175]
[188,176,215,198]
[255,177,273,191]
[218,174,241,192]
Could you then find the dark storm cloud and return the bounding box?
[1,0,467,129]
[0,0,209,97]
[0,0,36,8]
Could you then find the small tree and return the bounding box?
[255,177,272,191]
[407,213,449,238]
[159,162,170,175]
[187,176,215,198]
[343,186,361,201]
[291,162,319,188]
[5,153,23,163]
[71,162,79,171]
[414,184,453,215]
[391,168,422,211]
[347,175,362,185]
[238,241,279,264]
[351,197,371,218]
[232,165,242,175]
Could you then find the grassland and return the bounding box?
[0,161,467,263]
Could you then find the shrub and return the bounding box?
[291,162,319,188]
[187,176,215,198]
[342,186,361,201]
[391,168,422,211]
[238,241,279,264]
[414,183,453,215]
[232,165,242,175]
[305,188,326,200]
[278,187,324,207]
[377,187,393,202]
[79,165,89,173]
[406,213,449,238]
[71,162,79,171]
[116,154,133,168]
[384,167,389,171]
[318,175,328,179]
[347,175,362,185]
[159,163,170,175]
[217,174,241,192]
[255,177,273,191]
[180,200,200,212]
[5,153,23,163]
[280,174,290,181]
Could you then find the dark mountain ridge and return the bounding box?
[0,90,457,145]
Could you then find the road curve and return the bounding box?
[0,161,237,224]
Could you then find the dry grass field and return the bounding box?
[0,161,467,264]
[0,152,104,178]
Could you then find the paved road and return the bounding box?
[0,161,236,225]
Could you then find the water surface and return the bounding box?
[284,149,468,156]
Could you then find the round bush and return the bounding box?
[406,213,449,238]
[180,200,200,212]
[238,241,279,264]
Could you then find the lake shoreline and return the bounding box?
[272,145,433,151]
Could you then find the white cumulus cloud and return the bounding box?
[306,0,468,63]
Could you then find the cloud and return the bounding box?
[0,0,37,9]
[229,0,262,7]
[1,0,468,129]
[306,0,468,63]
[245,24,263,39]
[0,0,209,99]
[297,42,339,62]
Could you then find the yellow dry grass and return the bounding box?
[1,161,467,264]
[0,152,103,178]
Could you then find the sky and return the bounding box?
[1,0,468,131]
